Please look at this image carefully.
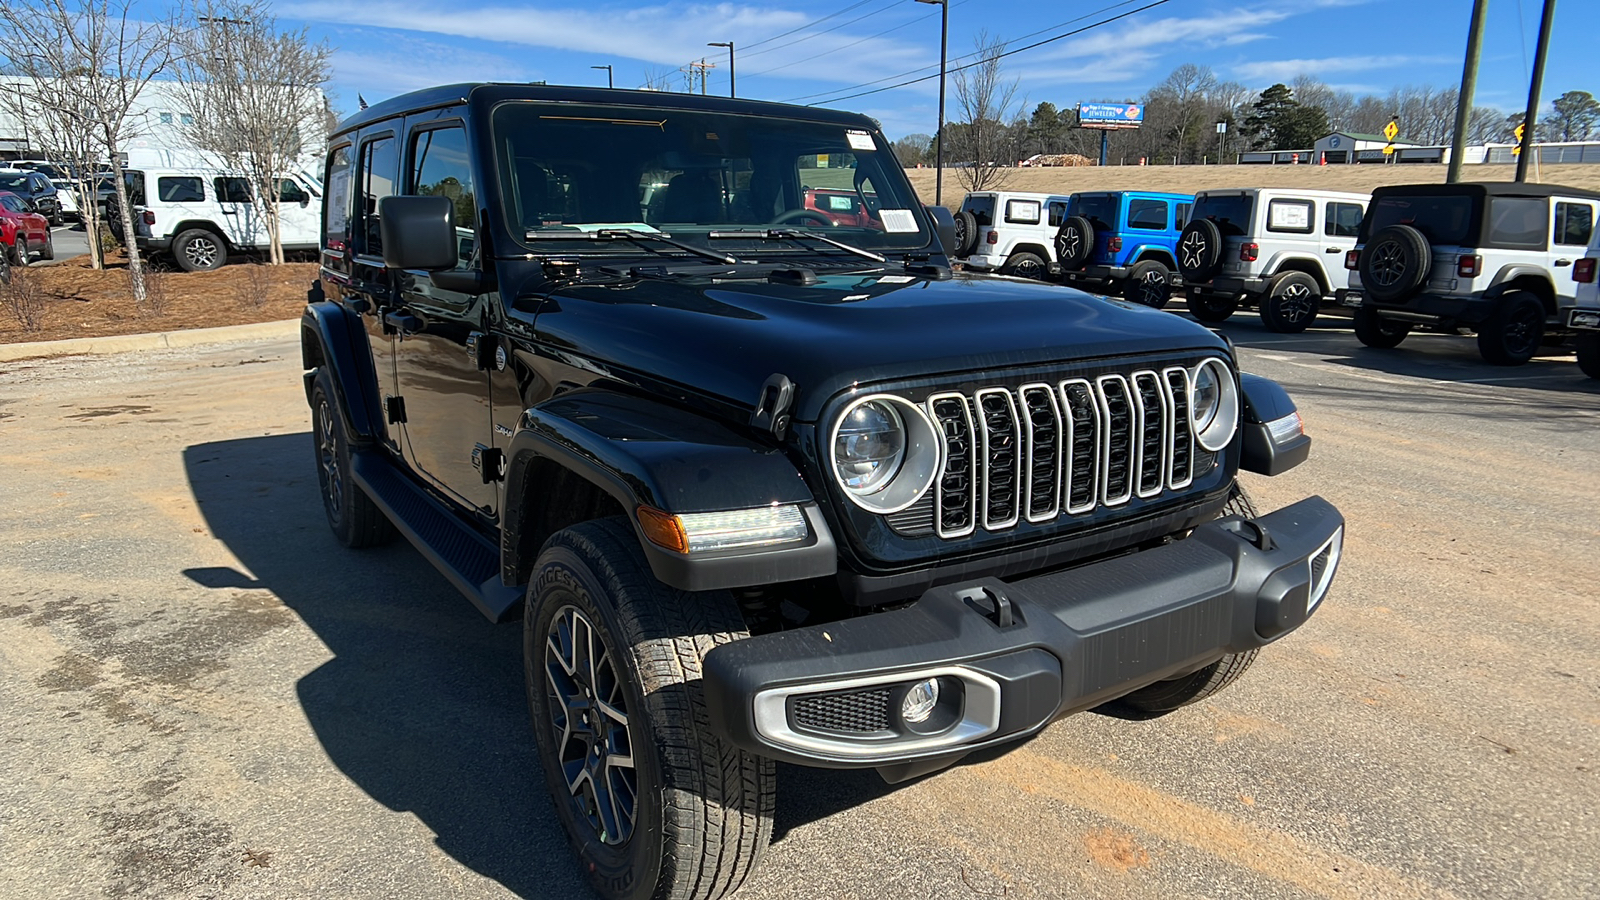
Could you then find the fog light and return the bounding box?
[901,678,940,723]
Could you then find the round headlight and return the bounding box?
[834,400,905,494]
[829,394,941,514]
[1191,358,1239,452]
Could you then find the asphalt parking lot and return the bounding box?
[0,310,1596,900]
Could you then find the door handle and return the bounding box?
[384,310,423,334]
[221,208,238,215]
[1555,259,1573,267]
[1325,247,1343,253]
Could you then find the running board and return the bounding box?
[349,449,524,623]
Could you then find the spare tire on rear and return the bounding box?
[1054,215,1094,269]
[1176,218,1224,281]
[953,210,979,257]
[1360,224,1430,303]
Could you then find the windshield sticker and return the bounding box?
[879,209,917,233]
[828,196,854,210]
[846,130,876,151]
[877,275,915,284]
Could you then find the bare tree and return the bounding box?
[0,71,109,268]
[1152,63,1219,163]
[639,66,676,92]
[174,0,331,265]
[951,31,1019,191]
[0,0,180,300]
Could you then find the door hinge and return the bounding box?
[385,396,407,424]
[473,444,505,483]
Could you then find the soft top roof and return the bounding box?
[334,82,880,139]
[1371,181,1600,203]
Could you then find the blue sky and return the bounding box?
[275,0,1595,140]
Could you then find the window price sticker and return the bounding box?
[879,209,918,232]
[845,130,876,151]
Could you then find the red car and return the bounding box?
[0,189,53,268]
[802,188,881,228]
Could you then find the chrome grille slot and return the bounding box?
[1096,375,1135,506]
[975,388,1021,530]
[928,393,977,538]
[1019,384,1062,523]
[1133,371,1167,499]
[1163,367,1194,489]
[1059,379,1099,514]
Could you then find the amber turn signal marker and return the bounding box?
[636,505,689,554]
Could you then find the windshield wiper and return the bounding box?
[707,228,886,263]
[526,228,738,265]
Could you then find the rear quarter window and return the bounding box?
[157,176,204,203]
[1005,199,1041,224]
[1486,197,1548,250]
[1265,199,1314,234]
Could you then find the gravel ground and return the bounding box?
[0,310,1596,900]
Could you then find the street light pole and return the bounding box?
[914,0,948,206]
[590,65,613,88]
[707,42,735,97]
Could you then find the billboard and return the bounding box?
[1078,102,1144,130]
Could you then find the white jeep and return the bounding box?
[123,166,323,271]
[951,190,1071,280]
[1571,226,1600,379]
[1345,182,1599,366]
[1176,188,1369,333]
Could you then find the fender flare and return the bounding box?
[501,387,837,592]
[1238,373,1310,476]
[300,299,382,444]
[1128,245,1177,269]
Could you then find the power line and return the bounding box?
[740,0,907,62]
[799,0,1175,107]
[779,0,1142,104]
[746,1,967,78]
[739,0,880,53]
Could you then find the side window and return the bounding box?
[1554,202,1594,247]
[1005,198,1040,225]
[1176,202,1191,226]
[1324,202,1363,238]
[2,196,22,213]
[1266,198,1314,234]
[1488,197,1548,249]
[324,144,353,248]
[1047,201,1068,228]
[213,177,252,203]
[277,179,309,204]
[409,125,476,268]
[1127,199,1168,230]
[157,176,204,203]
[358,134,398,256]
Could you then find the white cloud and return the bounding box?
[331,32,539,100]
[1231,55,1453,84]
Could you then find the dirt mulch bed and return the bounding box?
[0,253,315,344]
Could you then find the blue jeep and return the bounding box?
[1053,191,1194,308]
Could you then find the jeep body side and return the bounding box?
[1055,190,1194,308]
[300,83,1344,900]
[121,166,323,271]
[1176,188,1369,333]
[951,190,1071,280]
[1569,228,1600,379]
[1344,182,1600,365]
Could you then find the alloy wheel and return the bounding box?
[544,605,637,846]
[315,397,344,525]
[1179,231,1206,270]
[1279,282,1316,321]
[1138,269,1166,305]
[1367,240,1405,287]
[185,236,219,269]
[1504,304,1542,356]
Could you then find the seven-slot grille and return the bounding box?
[925,368,1198,539]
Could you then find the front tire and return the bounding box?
[1115,483,1260,716]
[1260,271,1321,333]
[1477,291,1545,366]
[1124,260,1172,309]
[1577,333,1600,379]
[1353,305,1410,349]
[310,371,393,548]
[527,518,774,900]
[1187,290,1237,323]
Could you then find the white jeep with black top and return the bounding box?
[1176,188,1369,333]
[951,190,1071,280]
[1345,182,1599,365]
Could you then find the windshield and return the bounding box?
[491,101,930,255]
[1070,194,1118,231]
[0,175,31,192]
[1191,194,1252,237]
[1367,194,1474,245]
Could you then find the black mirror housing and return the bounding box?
[925,204,956,256]
[378,195,459,271]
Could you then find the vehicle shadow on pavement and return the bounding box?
[183,433,595,900]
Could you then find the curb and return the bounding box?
[0,318,300,362]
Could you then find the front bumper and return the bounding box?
[703,496,1344,772]
[1567,308,1600,333]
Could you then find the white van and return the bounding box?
[124,166,322,270]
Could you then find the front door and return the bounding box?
[273,176,322,248]
[389,119,499,516]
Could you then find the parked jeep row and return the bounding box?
[950,181,1600,378]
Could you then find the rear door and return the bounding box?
[1322,200,1365,288]
[1552,199,1595,306]
[153,174,208,242]
[212,176,258,246]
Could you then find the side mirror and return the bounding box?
[925,205,956,256]
[378,195,458,271]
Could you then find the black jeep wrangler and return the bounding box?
[301,83,1344,900]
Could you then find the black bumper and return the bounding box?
[703,496,1344,772]
[135,235,173,254]
[1059,264,1130,288]
[1361,291,1495,326]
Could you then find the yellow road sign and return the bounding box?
[1383,144,1395,156]
[1383,120,1399,141]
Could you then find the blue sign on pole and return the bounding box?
[1077,102,1145,130]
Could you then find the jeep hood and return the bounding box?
[531,272,1228,422]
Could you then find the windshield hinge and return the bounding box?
[750,373,796,440]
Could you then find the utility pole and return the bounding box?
[1515,0,1556,182]
[685,59,715,95]
[1446,0,1488,183]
